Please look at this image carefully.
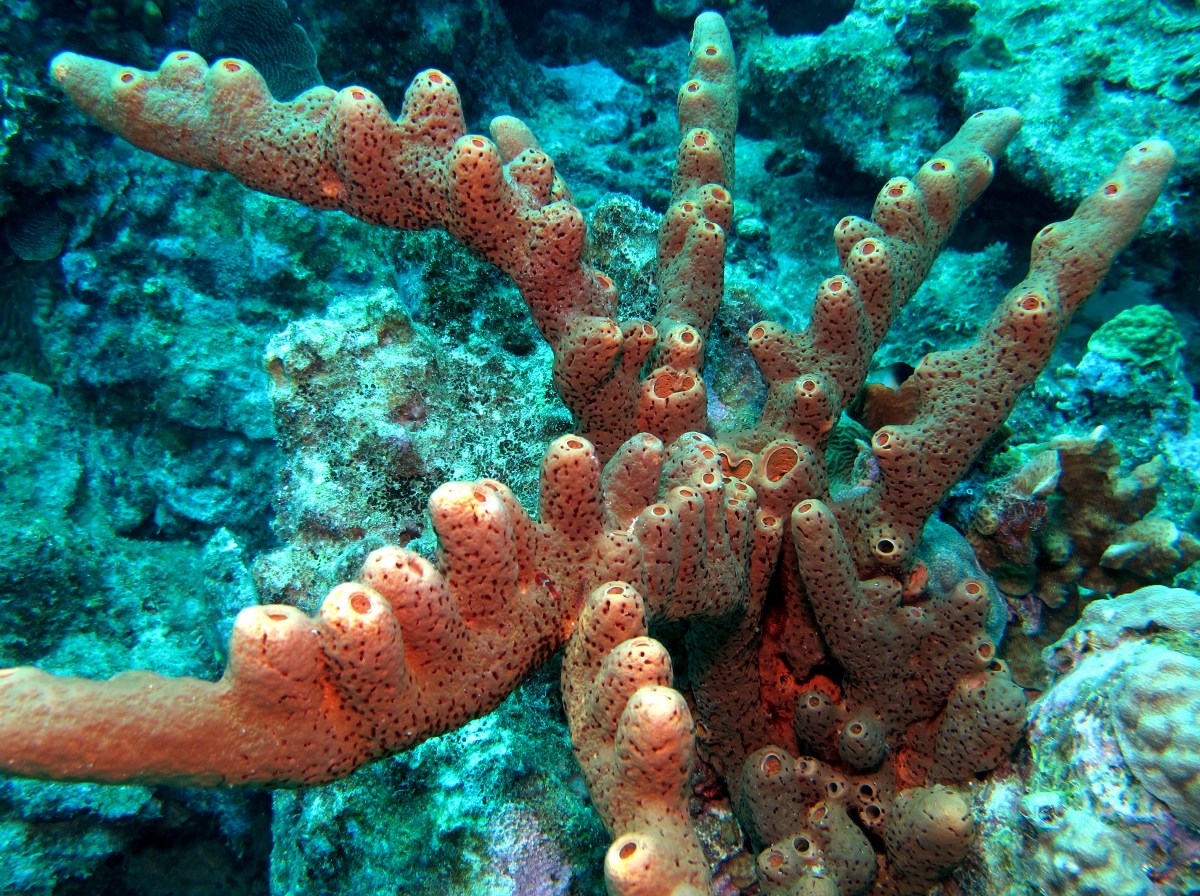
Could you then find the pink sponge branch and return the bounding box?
[48,15,743,464]
[0,493,562,785]
[0,665,276,786]
[851,139,1176,571]
[49,50,614,344]
[0,429,772,789]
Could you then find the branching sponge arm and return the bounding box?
[562,584,712,896]
[50,16,742,463]
[857,139,1177,569]
[0,428,764,788]
[0,474,567,785]
[49,50,613,344]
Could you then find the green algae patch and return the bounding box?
[1087,304,1184,367]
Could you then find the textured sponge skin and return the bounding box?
[15,14,1179,896]
[48,49,613,345]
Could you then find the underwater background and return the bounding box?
[0,0,1197,894]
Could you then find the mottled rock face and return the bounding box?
[1020,791,1152,896]
[1112,645,1200,829]
[969,586,1200,896]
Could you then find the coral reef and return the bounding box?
[1019,791,1153,896]
[738,0,1198,237]
[968,586,1200,896]
[966,425,1199,615]
[947,296,1200,686]
[0,5,1193,896]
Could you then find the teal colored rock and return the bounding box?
[1112,645,1200,828]
[1087,304,1185,368]
[1020,791,1152,896]
[969,587,1200,896]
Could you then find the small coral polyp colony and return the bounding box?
[0,12,1174,896]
